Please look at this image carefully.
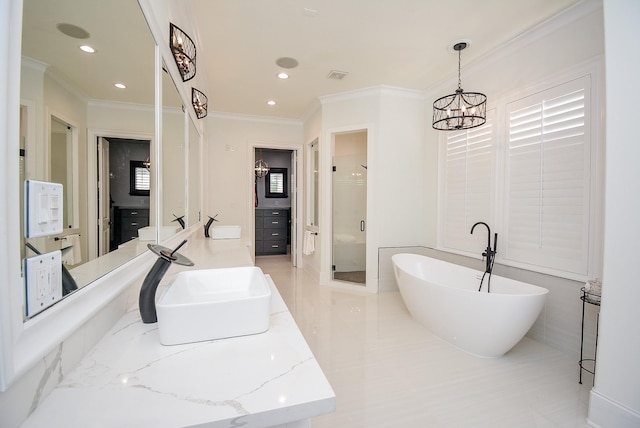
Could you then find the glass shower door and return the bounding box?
[332,130,367,285]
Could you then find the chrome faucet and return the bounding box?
[139,239,194,323]
[470,222,498,292]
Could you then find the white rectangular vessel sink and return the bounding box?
[156,267,271,345]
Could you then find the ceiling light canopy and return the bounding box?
[56,23,90,39]
[170,23,196,82]
[432,42,487,131]
[275,57,299,69]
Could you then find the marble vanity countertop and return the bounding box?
[21,237,336,427]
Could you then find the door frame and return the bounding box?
[323,124,378,293]
[248,141,301,267]
[87,129,154,261]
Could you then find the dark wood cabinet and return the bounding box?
[255,208,289,255]
[112,207,149,248]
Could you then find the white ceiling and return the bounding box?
[189,0,582,119]
[22,0,582,120]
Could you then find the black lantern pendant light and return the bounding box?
[432,42,487,131]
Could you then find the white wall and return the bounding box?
[588,1,640,426]
[422,1,605,248]
[204,114,302,245]
[319,87,426,291]
[301,106,322,279]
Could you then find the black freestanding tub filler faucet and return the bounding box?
[139,239,194,323]
[470,222,498,293]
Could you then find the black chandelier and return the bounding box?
[191,88,208,119]
[170,23,196,82]
[432,42,486,131]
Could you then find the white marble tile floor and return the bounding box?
[256,255,592,428]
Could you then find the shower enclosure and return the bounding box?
[332,130,367,284]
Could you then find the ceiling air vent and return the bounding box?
[327,70,348,80]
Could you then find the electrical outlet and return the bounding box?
[24,250,62,317]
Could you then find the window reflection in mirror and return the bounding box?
[130,160,151,196]
[19,0,155,315]
[162,66,187,236]
[265,168,288,198]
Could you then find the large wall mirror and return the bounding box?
[19,0,156,311]
[188,117,202,227]
[2,0,203,392]
[162,67,187,237]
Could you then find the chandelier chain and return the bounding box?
[457,48,462,90]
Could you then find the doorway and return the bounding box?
[96,136,151,255]
[252,145,300,267]
[332,130,367,285]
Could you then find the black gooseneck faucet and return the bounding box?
[470,222,498,292]
[204,214,219,238]
[139,239,194,323]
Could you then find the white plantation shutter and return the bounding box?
[504,75,591,275]
[134,166,150,191]
[441,111,495,252]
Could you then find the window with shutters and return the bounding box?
[438,72,599,280]
[439,111,496,253]
[504,75,591,276]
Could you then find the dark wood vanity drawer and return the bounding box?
[113,207,150,247]
[255,208,289,255]
[263,230,284,240]
[263,210,288,219]
[260,239,287,254]
[263,218,286,229]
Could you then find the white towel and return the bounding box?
[303,231,315,255]
[61,234,82,266]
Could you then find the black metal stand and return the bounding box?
[579,286,600,385]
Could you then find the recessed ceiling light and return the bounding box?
[80,45,95,53]
[277,72,289,79]
[267,100,276,106]
[114,83,126,89]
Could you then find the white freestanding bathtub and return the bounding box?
[392,253,548,358]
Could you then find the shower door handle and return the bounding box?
[360,220,365,232]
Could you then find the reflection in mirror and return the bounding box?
[188,117,201,227]
[309,138,319,226]
[265,168,288,198]
[130,160,151,196]
[20,0,155,315]
[162,66,186,237]
[107,138,151,249]
[50,116,77,229]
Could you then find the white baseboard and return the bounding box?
[588,389,640,428]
